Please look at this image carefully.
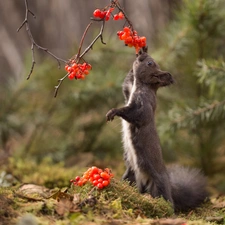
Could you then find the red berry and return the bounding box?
[123,26,130,33]
[83,173,89,180]
[109,7,115,12]
[75,176,80,182]
[98,178,103,183]
[92,180,98,186]
[121,33,128,40]
[105,10,111,17]
[65,65,69,71]
[117,31,123,36]
[99,11,106,19]
[93,9,101,18]
[97,183,103,189]
[67,66,72,73]
[91,166,99,175]
[113,14,119,20]
[82,178,88,184]
[98,169,103,173]
[118,12,124,19]
[100,172,110,180]
[86,64,92,70]
[93,174,101,180]
[84,70,89,75]
[140,36,146,42]
[77,180,83,186]
[102,180,109,187]
[68,74,74,80]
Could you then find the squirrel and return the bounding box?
[106,47,208,212]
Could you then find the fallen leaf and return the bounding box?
[151,218,186,225]
[15,183,51,201]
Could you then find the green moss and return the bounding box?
[0,176,225,225]
[70,179,173,219]
[5,157,78,188]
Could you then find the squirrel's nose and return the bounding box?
[167,73,175,84]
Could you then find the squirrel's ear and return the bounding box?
[143,46,148,53]
[136,46,148,57]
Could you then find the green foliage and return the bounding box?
[154,0,225,179]
[197,59,225,98]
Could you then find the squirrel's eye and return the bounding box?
[147,61,153,66]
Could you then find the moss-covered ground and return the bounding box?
[0,158,225,225]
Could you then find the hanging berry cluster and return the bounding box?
[93,6,124,21]
[93,8,122,21]
[65,60,92,80]
[92,4,147,53]
[117,27,146,54]
[70,166,113,190]
[64,0,147,82]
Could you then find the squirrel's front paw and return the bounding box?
[106,108,117,121]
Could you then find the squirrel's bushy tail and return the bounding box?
[168,165,208,212]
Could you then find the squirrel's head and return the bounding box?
[133,47,174,89]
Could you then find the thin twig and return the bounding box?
[17,0,67,80]
[76,22,93,60]
[80,20,106,58]
[54,73,69,97]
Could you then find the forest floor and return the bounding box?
[0,158,225,225]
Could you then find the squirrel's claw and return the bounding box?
[106,108,117,121]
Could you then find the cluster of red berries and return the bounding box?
[65,60,92,80]
[113,11,124,20]
[70,166,113,189]
[93,8,114,21]
[93,8,124,21]
[117,27,147,53]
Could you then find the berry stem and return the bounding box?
[112,0,134,31]
[54,73,69,97]
[75,22,93,62]
[80,20,106,59]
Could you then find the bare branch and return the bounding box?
[76,22,93,59]
[80,20,106,58]
[19,0,137,97]
[54,73,69,98]
[17,0,67,80]
[27,43,35,80]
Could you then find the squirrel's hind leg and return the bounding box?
[122,167,136,185]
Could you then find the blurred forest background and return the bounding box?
[0,0,225,194]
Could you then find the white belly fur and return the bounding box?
[121,78,149,188]
[122,78,138,173]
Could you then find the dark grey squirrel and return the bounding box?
[106,47,208,212]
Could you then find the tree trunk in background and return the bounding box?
[0,0,180,82]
